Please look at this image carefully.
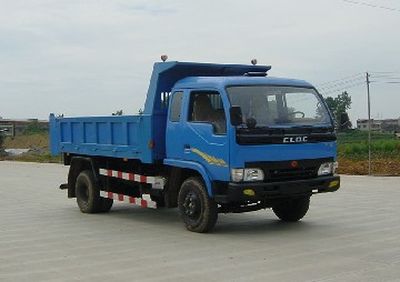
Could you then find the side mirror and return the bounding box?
[230,106,243,126]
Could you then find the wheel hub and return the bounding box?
[183,192,200,218]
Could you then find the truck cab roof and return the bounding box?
[173,76,314,90]
[143,61,315,114]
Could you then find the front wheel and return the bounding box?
[178,177,218,233]
[272,196,310,222]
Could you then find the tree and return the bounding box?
[324,91,352,131]
[23,120,47,135]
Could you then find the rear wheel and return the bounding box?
[75,170,112,213]
[178,177,218,233]
[100,197,113,212]
[272,196,310,222]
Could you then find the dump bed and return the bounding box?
[50,114,155,163]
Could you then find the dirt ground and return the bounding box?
[338,157,400,176]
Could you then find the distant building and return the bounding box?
[357,118,400,132]
[0,118,49,137]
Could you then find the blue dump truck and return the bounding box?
[50,61,340,233]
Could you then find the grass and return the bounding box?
[337,131,400,160]
[336,130,400,175]
[2,152,61,163]
[337,131,395,143]
[3,133,49,149]
[339,140,400,159]
[0,132,60,163]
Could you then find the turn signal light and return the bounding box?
[243,189,256,196]
[329,180,340,188]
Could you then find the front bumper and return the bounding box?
[214,175,340,204]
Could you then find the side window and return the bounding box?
[189,91,226,135]
[160,92,171,109]
[169,91,183,122]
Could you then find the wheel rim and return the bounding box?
[182,191,201,220]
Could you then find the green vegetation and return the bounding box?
[2,152,60,163]
[3,133,48,149]
[337,130,400,159]
[0,131,5,157]
[23,120,48,135]
[0,132,60,163]
[337,130,395,143]
[324,91,352,131]
[0,133,4,148]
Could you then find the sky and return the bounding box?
[0,0,399,124]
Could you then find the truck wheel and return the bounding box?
[75,170,102,213]
[100,197,113,212]
[178,177,218,233]
[272,196,310,222]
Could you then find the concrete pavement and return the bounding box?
[0,161,399,282]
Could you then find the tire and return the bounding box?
[178,177,218,233]
[75,170,102,213]
[272,196,310,222]
[100,197,113,212]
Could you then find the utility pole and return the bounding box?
[366,72,371,175]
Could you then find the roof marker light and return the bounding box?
[161,55,168,62]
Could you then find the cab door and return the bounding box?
[181,90,230,182]
[166,90,185,160]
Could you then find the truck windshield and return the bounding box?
[226,86,331,128]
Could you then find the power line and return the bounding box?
[318,77,365,91]
[316,70,400,96]
[369,72,400,84]
[369,73,400,80]
[342,0,400,13]
[371,81,400,84]
[319,81,365,96]
[370,71,400,74]
[317,73,363,87]
[370,75,400,79]
[370,71,400,75]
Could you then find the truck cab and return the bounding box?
[164,74,339,207]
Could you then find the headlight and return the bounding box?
[244,168,264,181]
[318,162,338,176]
[231,168,264,182]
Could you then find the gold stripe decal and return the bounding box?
[191,148,228,167]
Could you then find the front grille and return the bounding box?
[267,167,317,182]
[246,158,332,183]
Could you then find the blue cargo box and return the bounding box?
[50,114,155,163]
